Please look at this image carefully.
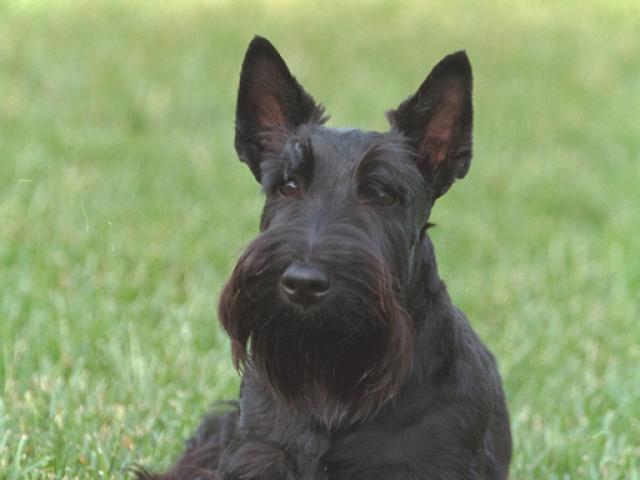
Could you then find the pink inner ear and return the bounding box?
[258,94,286,129]
[422,84,464,167]
[251,65,287,129]
[254,92,288,152]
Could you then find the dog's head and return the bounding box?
[219,36,473,427]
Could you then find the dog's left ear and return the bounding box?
[235,36,327,182]
[387,51,473,198]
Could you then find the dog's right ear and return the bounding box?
[235,36,327,182]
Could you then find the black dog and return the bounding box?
[138,36,511,480]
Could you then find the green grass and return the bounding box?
[1,0,639,478]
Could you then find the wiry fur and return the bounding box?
[136,36,511,480]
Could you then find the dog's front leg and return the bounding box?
[218,440,298,480]
[335,464,484,480]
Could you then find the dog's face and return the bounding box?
[219,36,473,427]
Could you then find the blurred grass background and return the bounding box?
[1,0,639,478]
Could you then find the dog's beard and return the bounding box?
[219,228,414,428]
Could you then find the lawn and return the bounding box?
[1,0,639,478]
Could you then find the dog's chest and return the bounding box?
[286,426,401,480]
[240,414,384,480]
[296,445,393,480]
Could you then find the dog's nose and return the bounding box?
[280,263,331,307]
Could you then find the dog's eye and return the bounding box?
[375,189,397,207]
[278,178,301,197]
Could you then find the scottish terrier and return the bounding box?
[137,35,512,480]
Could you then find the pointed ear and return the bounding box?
[387,51,473,198]
[234,36,327,182]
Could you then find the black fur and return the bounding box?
[137,36,511,480]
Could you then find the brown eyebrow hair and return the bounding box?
[260,135,315,193]
[354,136,423,196]
[355,133,414,172]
